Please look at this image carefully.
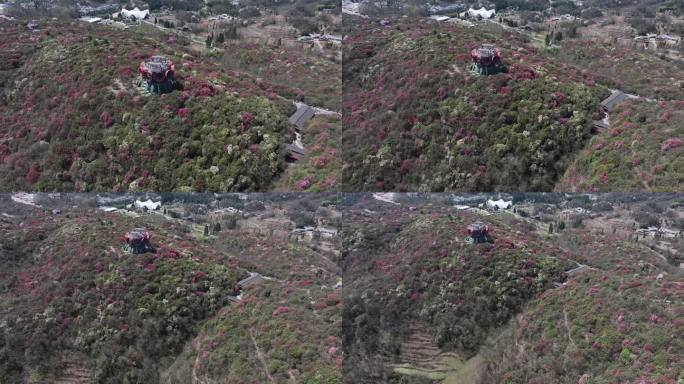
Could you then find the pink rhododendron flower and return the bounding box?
[241,111,254,124]
[310,157,329,169]
[295,177,311,190]
[177,108,190,118]
[661,138,681,152]
[272,306,289,316]
[25,164,41,184]
[100,111,113,128]
[401,159,411,176]
[554,91,566,105]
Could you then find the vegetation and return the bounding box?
[220,40,341,111]
[343,18,603,191]
[341,195,684,384]
[558,99,683,192]
[0,207,246,382]
[476,234,683,383]
[274,115,342,191]
[342,206,568,382]
[0,20,308,191]
[0,194,342,383]
[546,39,684,101]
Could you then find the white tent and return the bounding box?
[486,199,512,210]
[134,199,161,210]
[120,7,149,20]
[467,7,495,19]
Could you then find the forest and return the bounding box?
[341,195,684,384]
[0,20,296,191]
[343,18,604,192]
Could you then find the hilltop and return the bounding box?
[0,0,342,192]
[0,193,342,383]
[342,7,683,192]
[341,193,684,383]
[343,16,605,192]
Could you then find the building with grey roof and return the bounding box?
[600,91,630,113]
[289,105,316,130]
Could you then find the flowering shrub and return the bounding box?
[296,177,311,190]
[174,108,189,121]
[25,164,41,184]
[343,17,602,192]
[558,100,683,192]
[272,306,289,316]
[0,20,294,192]
[241,111,254,124]
[272,116,341,192]
[661,138,681,152]
[100,111,113,128]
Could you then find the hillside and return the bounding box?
[342,17,605,192]
[557,99,684,192]
[341,193,684,384]
[0,193,341,383]
[342,10,684,193]
[273,114,342,191]
[0,15,340,192]
[545,39,684,101]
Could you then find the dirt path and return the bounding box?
[563,308,577,348]
[249,326,277,384]
[191,334,211,384]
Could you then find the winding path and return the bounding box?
[249,326,277,384]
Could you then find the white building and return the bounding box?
[462,7,495,19]
[115,7,150,21]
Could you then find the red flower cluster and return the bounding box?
[660,138,681,152]
[100,111,113,128]
[296,177,311,190]
[25,164,41,184]
[177,108,190,119]
[272,306,289,317]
